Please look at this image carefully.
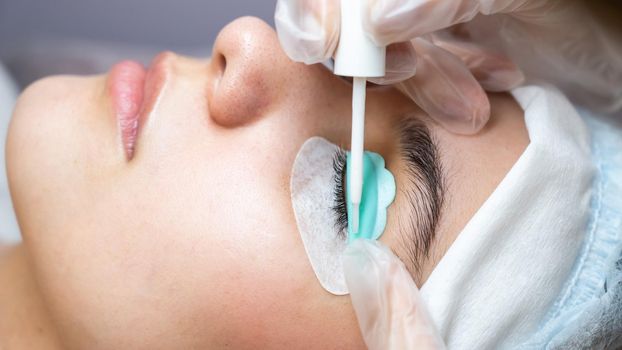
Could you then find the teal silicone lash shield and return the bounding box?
[291,137,396,295]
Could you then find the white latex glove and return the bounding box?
[342,239,445,350]
[275,0,491,135]
[366,0,622,115]
[275,0,622,134]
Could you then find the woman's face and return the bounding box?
[7,17,528,349]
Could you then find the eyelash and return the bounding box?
[331,148,348,239]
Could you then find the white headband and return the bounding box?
[420,85,595,348]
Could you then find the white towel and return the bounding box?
[420,85,596,349]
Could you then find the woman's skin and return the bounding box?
[0,17,528,350]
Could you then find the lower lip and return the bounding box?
[108,53,168,159]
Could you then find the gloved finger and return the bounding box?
[364,0,535,46]
[431,34,524,92]
[274,0,340,64]
[368,42,417,85]
[399,38,490,135]
[343,239,445,350]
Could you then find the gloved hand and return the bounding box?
[275,0,492,134]
[275,0,622,134]
[342,239,445,350]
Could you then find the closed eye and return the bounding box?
[331,148,348,239]
[329,118,445,280]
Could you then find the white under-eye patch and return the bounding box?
[290,137,349,295]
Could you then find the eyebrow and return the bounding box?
[394,118,445,280]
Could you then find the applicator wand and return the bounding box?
[334,0,386,233]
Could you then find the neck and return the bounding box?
[0,244,63,349]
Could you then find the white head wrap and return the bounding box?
[420,85,595,348]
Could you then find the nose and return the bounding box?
[207,17,297,127]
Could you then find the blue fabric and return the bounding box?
[0,61,20,244]
[520,111,622,349]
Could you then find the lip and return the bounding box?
[107,52,171,160]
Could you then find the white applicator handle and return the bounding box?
[334,0,386,233]
[334,0,386,78]
[350,77,366,233]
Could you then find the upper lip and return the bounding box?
[107,51,172,160]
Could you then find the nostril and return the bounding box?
[215,52,226,79]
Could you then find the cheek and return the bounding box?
[20,143,361,349]
[120,140,365,348]
[10,74,366,348]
